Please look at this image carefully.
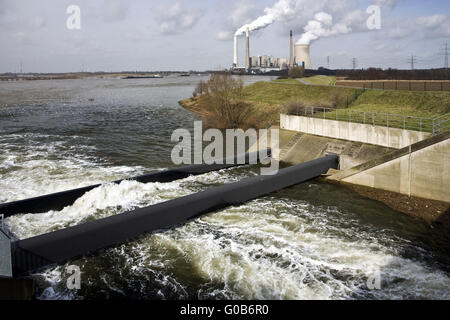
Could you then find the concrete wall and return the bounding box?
[280,133,393,170]
[0,230,12,278]
[280,114,431,149]
[339,138,450,203]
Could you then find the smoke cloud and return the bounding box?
[233,0,382,43]
[234,0,297,36]
[296,12,351,45]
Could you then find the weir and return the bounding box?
[0,151,269,218]
[9,155,338,276]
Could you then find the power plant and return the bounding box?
[245,28,250,71]
[289,30,294,69]
[232,30,313,73]
[294,44,312,70]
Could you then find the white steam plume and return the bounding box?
[297,12,351,45]
[234,0,297,36]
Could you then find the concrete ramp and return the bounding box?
[279,131,394,169]
[328,131,450,203]
[11,155,338,275]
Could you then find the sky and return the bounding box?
[0,0,449,73]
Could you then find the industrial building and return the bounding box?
[233,29,312,72]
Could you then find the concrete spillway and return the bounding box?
[0,151,269,218]
[10,155,338,275]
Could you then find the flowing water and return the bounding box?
[0,76,449,300]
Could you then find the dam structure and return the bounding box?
[276,108,450,206]
[0,152,338,277]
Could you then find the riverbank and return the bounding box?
[179,78,450,228]
[325,178,450,229]
[179,78,450,127]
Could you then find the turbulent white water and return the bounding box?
[1,77,449,300]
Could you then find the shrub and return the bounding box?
[193,80,208,97]
[282,100,306,115]
[288,66,305,79]
[201,73,252,128]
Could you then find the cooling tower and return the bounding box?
[245,28,250,70]
[233,36,238,67]
[294,44,312,69]
[289,30,294,68]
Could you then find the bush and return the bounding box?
[330,90,346,108]
[201,73,252,128]
[192,80,208,97]
[288,66,305,79]
[282,100,306,115]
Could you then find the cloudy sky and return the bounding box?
[0,0,449,73]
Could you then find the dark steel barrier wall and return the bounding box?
[0,151,270,218]
[12,155,338,275]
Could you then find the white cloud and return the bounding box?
[216,31,232,41]
[371,0,401,9]
[417,14,447,29]
[154,2,204,35]
[103,0,128,22]
[31,15,45,28]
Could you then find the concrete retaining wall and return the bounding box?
[280,114,431,149]
[329,132,450,203]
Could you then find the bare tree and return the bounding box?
[288,66,305,79]
[192,80,208,97]
[201,73,252,128]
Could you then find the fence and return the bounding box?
[336,80,450,92]
[285,105,450,135]
[432,113,450,135]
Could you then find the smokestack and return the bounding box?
[245,28,250,70]
[289,30,294,68]
[233,36,238,67]
[294,44,312,69]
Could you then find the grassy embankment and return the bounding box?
[300,75,337,86]
[180,76,450,130]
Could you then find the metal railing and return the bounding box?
[432,113,450,135]
[285,106,450,135]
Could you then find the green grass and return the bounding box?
[349,90,450,116]
[300,75,336,86]
[239,79,450,131]
[271,78,303,85]
[242,80,450,117]
[315,108,435,132]
[242,81,356,106]
[182,79,450,131]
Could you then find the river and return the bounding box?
[0,75,449,300]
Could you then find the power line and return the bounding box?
[439,41,449,69]
[352,57,357,70]
[327,56,330,69]
[407,54,417,70]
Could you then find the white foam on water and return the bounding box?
[133,199,450,300]
[6,179,190,239]
[2,133,449,300]
[32,197,449,300]
[0,133,145,202]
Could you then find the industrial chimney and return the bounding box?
[294,44,312,69]
[289,30,294,68]
[233,35,238,68]
[245,28,250,70]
